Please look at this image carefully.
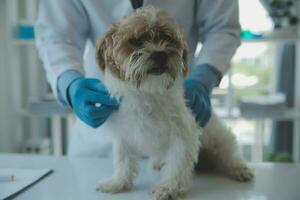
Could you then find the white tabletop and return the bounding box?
[0,154,299,200]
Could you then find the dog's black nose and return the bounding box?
[150,51,167,66]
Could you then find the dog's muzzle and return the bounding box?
[148,51,168,75]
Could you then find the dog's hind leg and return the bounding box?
[199,114,254,182]
[96,138,137,193]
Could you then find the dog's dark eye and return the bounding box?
[160,32,178,45]
[162,34,172,41]
[128,38,143,47]
[162,35,176,43]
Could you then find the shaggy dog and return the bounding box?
[95,6,253,200]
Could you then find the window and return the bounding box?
[213,0,276,161]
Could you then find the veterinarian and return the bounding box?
[35,0,240,157]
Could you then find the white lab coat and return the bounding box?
[35,0,240,157]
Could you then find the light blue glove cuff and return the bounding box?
[57,70,83,106]
[187,64,222,94]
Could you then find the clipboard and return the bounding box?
[0,168,53,200]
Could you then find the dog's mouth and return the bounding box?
[147,65,168,75]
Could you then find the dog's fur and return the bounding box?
[95,6,254,200]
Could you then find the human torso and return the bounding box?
[81,0,199,78]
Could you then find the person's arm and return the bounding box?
[35,0,88,106]
[35,0,120,128]
[194,0,241,84]
[184,0,240,127]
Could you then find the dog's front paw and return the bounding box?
[96,178,132,193]
[227,163,254,182]
[152,186,185,200]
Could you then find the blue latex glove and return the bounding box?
[67,78,120,128]
[184,64,222,127]
[184,80,212,127]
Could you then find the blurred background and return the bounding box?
[0,0,300,163]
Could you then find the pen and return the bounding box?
[0,175,15,182]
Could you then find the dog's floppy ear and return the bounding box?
[95,24,118,71]
[182,42,189,77]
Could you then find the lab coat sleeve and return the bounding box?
[35,0,89,105]
[195,0,241,75]
[187,64,222,93]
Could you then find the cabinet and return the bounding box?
[6,0,71,155]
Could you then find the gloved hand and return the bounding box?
[67,78,120,128]
[184,79,212,128]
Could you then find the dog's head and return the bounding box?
[96,6,188,93]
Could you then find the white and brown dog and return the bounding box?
[95,6,253,200]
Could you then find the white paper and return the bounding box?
[0,168,53,200]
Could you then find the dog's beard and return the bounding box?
[123,48,184,93]
[124,49,150,86]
